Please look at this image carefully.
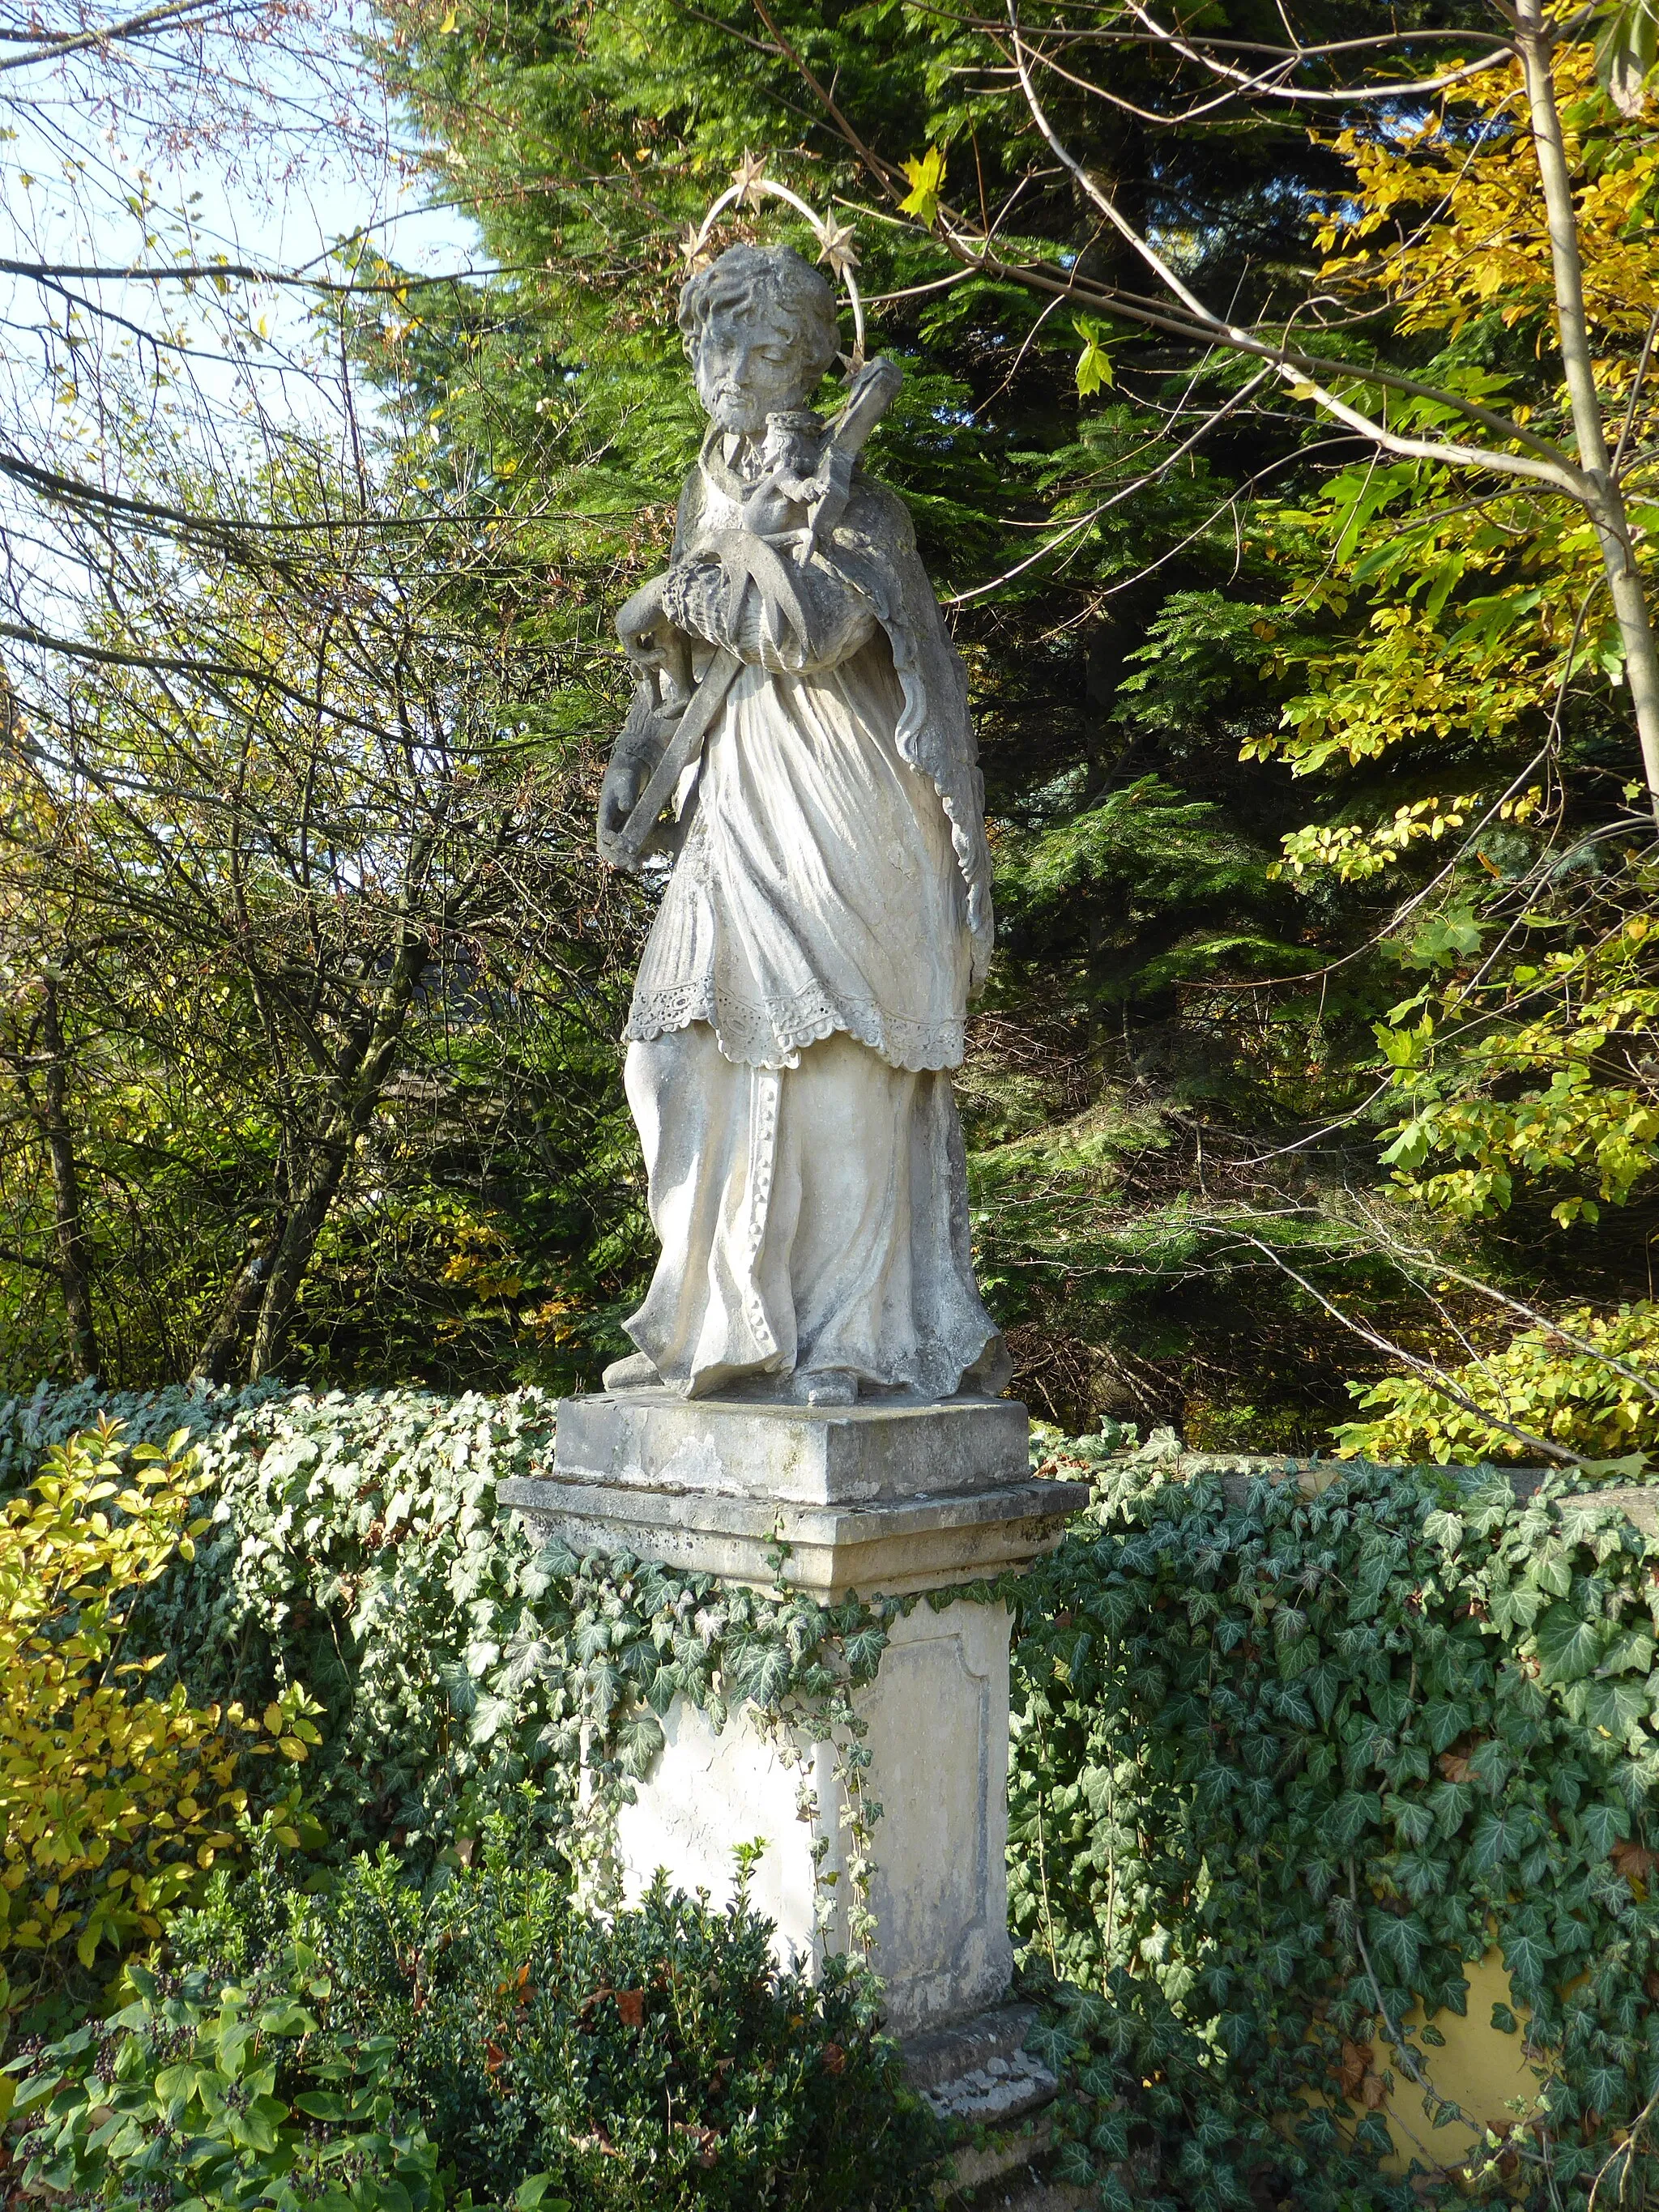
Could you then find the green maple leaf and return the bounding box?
[898,146,946,224]
[1073,317,1116,398]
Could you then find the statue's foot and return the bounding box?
[603,1350,664,1395]
[786,1367,858,1409]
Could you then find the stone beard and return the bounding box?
[600,243,1010,1409]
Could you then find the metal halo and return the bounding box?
[681,172,866,373]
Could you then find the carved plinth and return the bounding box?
[498,1392,1081,1602]
[498,1392,1089,2034]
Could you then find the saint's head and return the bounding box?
[679,245,841,437]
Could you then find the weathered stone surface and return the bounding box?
[905,2003,1057,2126]
[499,1464,1085,1601]
[612,1600,1017,2035]
[905,2002,1043,2093]
[597,240,1009,1408]
[501,1389,1085,1601]
[550,1390,1030,1505]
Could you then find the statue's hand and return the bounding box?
[599,744,646,846]
[617,574,693,713]
[598,685,670,868]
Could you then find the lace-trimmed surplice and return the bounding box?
[616,445,1006,1400]
[623,463,972,1075]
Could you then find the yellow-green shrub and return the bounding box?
[0,1420,318,1997]
[1333,1301,1659,1464]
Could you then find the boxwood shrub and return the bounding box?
[11,1818,943,2211]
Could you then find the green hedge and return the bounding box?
[1006,1446,1659,2210]
[2,1383,577,1861]
[12,1817,941,2210]
[12,1381,1659,2207]
[0,1382,897,1874]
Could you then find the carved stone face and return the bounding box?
[692,301,814,438]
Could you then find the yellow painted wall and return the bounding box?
[1374,1951,1542,2176]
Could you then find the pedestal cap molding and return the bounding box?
[497,1467,1090,1601]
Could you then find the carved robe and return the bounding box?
[619,437,1009,1401]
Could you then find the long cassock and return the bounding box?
[618,430,1010,1402]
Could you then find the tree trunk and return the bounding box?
[37,972,99,1380]
[188,1241,278,1383]
[244,927,430,1382]
[244,1140,353,1383]
[1516,0,1659,825]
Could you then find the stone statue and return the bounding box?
[596,242,1010,1409]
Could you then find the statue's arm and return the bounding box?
[659,548,876,676]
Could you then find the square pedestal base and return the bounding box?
[615,1598,1015,2036]
[498,1391,1086,1602]
[500,1392,1091,2037]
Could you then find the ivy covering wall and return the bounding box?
[1007,1438,1659,2208]
[6,1382,1659,2207]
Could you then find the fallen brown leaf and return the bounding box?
[1612,1839,1658,1886]
[1334,2039,1371,2099]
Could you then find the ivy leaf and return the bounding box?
[574,1616,612,1665]
[841,1624,888,1678]
[613,1709,665,1777]
[470,1694,511,1744]
[1324,1789,1381,1846]
[1501,1927,1548,1996]
[1385,1792,1435,1848]
[1535,1603,1605,1684]
[1529,1551,1573,1600]
[1305,1658,1343,1722]
[1424,1698,1472,1753]
[1468,1807,1527,1873]
[725,1632,792,1707]
[1580,1798,1631,1855]
[437,1661,477,1720]
[1259,1937,1298,1985]
[1373,1912,1422,1980]
[1583,2061,1630,2112]
[1583,1675,1648,1739]
[898,147,946,224]
[1422,1510,1463,1553]
[1491,1582,1541,1633]
[1465,1737,1509,1796]
[1600,1626,1655,1676]
[1217,2010,1254,2054]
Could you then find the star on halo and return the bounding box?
[679,224,714,271]
[815,211,860,280]
[730,149,768,207]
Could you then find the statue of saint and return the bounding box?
[597,242,1010,1409]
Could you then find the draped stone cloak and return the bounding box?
[618,438,1009,1401]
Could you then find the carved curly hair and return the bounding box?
[677,245,842,388]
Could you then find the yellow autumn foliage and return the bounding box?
[1318,41,1659,374]
[1335,1301,1659,1465]
[0,1419,320,1994]
[1252,39,1659,788]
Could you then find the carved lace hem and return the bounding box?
[625,982,965,1072]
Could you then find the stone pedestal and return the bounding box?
[499,1391,1088,2035]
